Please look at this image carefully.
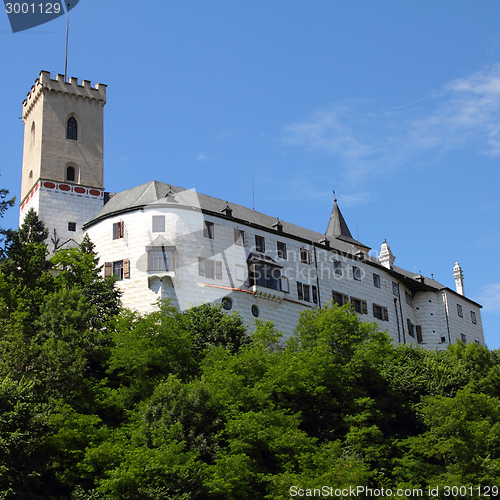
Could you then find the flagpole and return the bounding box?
[64,2,70,81]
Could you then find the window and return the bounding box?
[416,325,423,343]
[461,333,467,344]
[234,228,245,246]
[373,274,381,288]
[67,116,77,140]
[392,282,399,296]
[148,248,174,271]
[457,304,463,317]
[66,165,76,182]
[249,261,281,290]
[222,297,233,311]
[471,311,477,324]
[198,258,222,279]
[300,247,310,264]
[113,221,124,240]
[105,260,130,280]
[113,261,123,280]
[30,122,35,147]
[277,241,287,259]
[405,291,413,307]
[297,282,303,301]
[353,266,361,282]
[297,283,317,303]
[350,297,367,314]
[332,290,348,306]
[251,305,259,317]
[68,222,76,232]
[281,276,290,293]
[407,319,415,338]
[255,235,265,253]
[152,215,165,233]
[377,305,389,321]
[333,260,342,277]
[373,304,384,320]
[204,221,214,239]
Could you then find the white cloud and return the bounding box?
[282,64,500,184]
[476,282,500,313]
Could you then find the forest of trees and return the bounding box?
[1,204,500,499]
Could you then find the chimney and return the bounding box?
[453,262,464,296]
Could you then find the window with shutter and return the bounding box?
[383,307,389,321]
[198,258,223,280]
[416,325,423,343]
[123,259,130,279]
[312,285,318,304]
[113,261,124,280]
[350,297,362,313]
[361,300,368,314]
[297,282,304,300]
[104,262,112,278]
[216,261,223,280]
[407,319,415,338]
[113,221,124,240]
[303,284,310,302]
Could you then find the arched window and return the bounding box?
[30,122,35,148]
[67,116,77,140]
[66,166,76,182]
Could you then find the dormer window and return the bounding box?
[67,116,77,140]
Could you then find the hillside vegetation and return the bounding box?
[1,210,499,499]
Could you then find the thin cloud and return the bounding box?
[476,282,500,313]
[282,64,500,182]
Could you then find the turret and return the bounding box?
[379,239,396,269]
[453,262,464,296]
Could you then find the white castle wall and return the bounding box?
[20,180,104,250]
[86,203,485,347]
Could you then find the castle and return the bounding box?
[19,71,485,347]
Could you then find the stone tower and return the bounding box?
[20,70,106,250]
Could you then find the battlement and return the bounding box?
[22,70,106,120]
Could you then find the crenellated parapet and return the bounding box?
[22,70,106,121]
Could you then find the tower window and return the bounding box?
[67,116,77,140]
[30,122,35,148]
[66,166,76,182]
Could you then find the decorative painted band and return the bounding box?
[21,181,104,209]
[42,181,103,196]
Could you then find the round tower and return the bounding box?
[20,70,106,250]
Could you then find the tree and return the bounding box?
[0,184,15,260]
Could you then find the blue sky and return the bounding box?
[1,0,499,348]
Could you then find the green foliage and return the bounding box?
[0,184,15,260]
[0,237,497,500]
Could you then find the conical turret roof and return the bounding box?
[325,198,369,250]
